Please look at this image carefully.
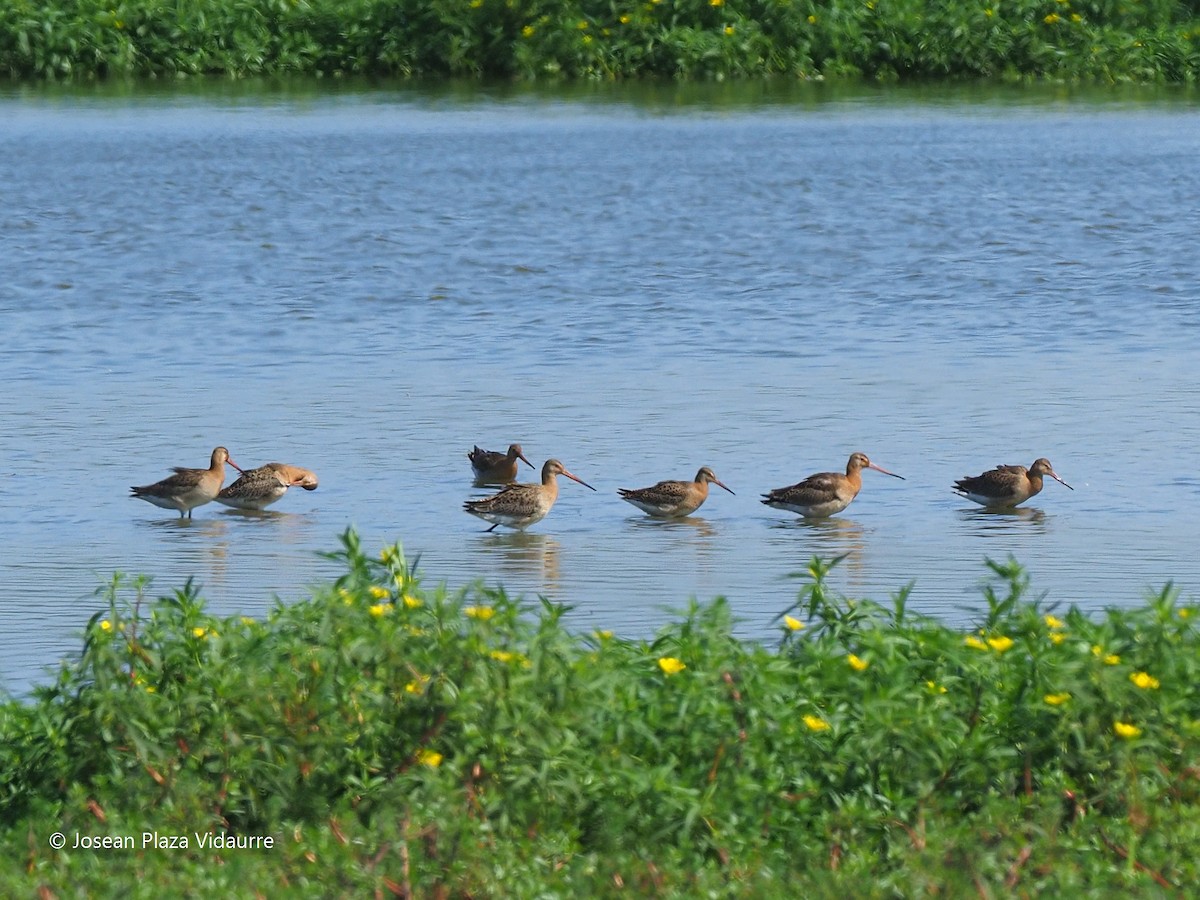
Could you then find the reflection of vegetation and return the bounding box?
[4,537,1200,893]
[2,0,1197,82]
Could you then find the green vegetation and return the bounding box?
[3,531,1200,895]
[1,0,1198,82]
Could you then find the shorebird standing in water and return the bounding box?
[468,443,534,485]
[618,466,734,518]
[762,452,904,519]
[130,446,242,518]
[953,458,1073,508]
[464,458,595,531]
[216,463,319,511]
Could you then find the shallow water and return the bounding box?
[3,80,1200,695]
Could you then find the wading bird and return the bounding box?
[953,458,1073,508]
[618,466,734,518]
[464,458,595,531]
[216,463,319,511]
[130,446,242,518]
[468,443,535,485]
[762,452,904,519]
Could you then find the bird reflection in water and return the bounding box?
[628,515,718,540]
[772,515,868,587]
[473,531,562,592]
[219,507,286,519]
[778,514,865,545]
[958,505,1048,534]
[144,516,230,540]
[219,511,325,559]
[217,507,324,535]
[800,515,866,567]
[142,516,232,586]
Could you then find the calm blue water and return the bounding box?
[3,80,1200,696]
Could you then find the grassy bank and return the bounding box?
[2,0,1198,82]
[2,530,1199,895]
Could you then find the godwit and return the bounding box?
[464,458,596,531]
[618,466,734,518]
[468,443,534,484]
[215,463,319,511]
[953,458,1073,508]
[130,446,242,518]
[762,452,904,519]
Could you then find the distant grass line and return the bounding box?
[2,0,1199,82]
[3,532,1200,894]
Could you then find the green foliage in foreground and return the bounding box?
[3,531,1200,896]
[2,0,1199,83]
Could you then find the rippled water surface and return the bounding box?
[3,80,1200,695]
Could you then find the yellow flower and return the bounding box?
[522,25,535,37]
[1044,692,1070,706]
[807,14,817,24]
[1114,721,1141,740]
[1130,671,1160,690]
[380,546,398,564]
[416,748,443,767]
[464,606,495,620]
[132,672,155,693]
[985,8,994,16]
[803,714,830,732]
[784,615,805,631]
[1044,13,1060,23]
[1179,609,1193,620]
[619,14,631,23]
[582,34,592,44]
[1049,632,1065,645]
[577,19,589,29]
[368,603,391,617]
[987,636,1014,653]
[658,657,686,676]
[402,594,423,609]
[368,585,390,600]
[1070,12,1082,21]
[240,616,255,626]
[1044,614,1064,629]
[1091,645,1121,664]
[405,675,429,694]
[965,635,989,651]
[470,0,482,7]
[710,0,724,6]
[192,626,213,639]
[926,680,947,694]
[490,650,516,663]
[595,629,614,640]
[100,620,114,633]
[724,25,735,35]
[847,654,869,671]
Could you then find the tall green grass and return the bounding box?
[1,0,1198,81]
[3,530,1200,894]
